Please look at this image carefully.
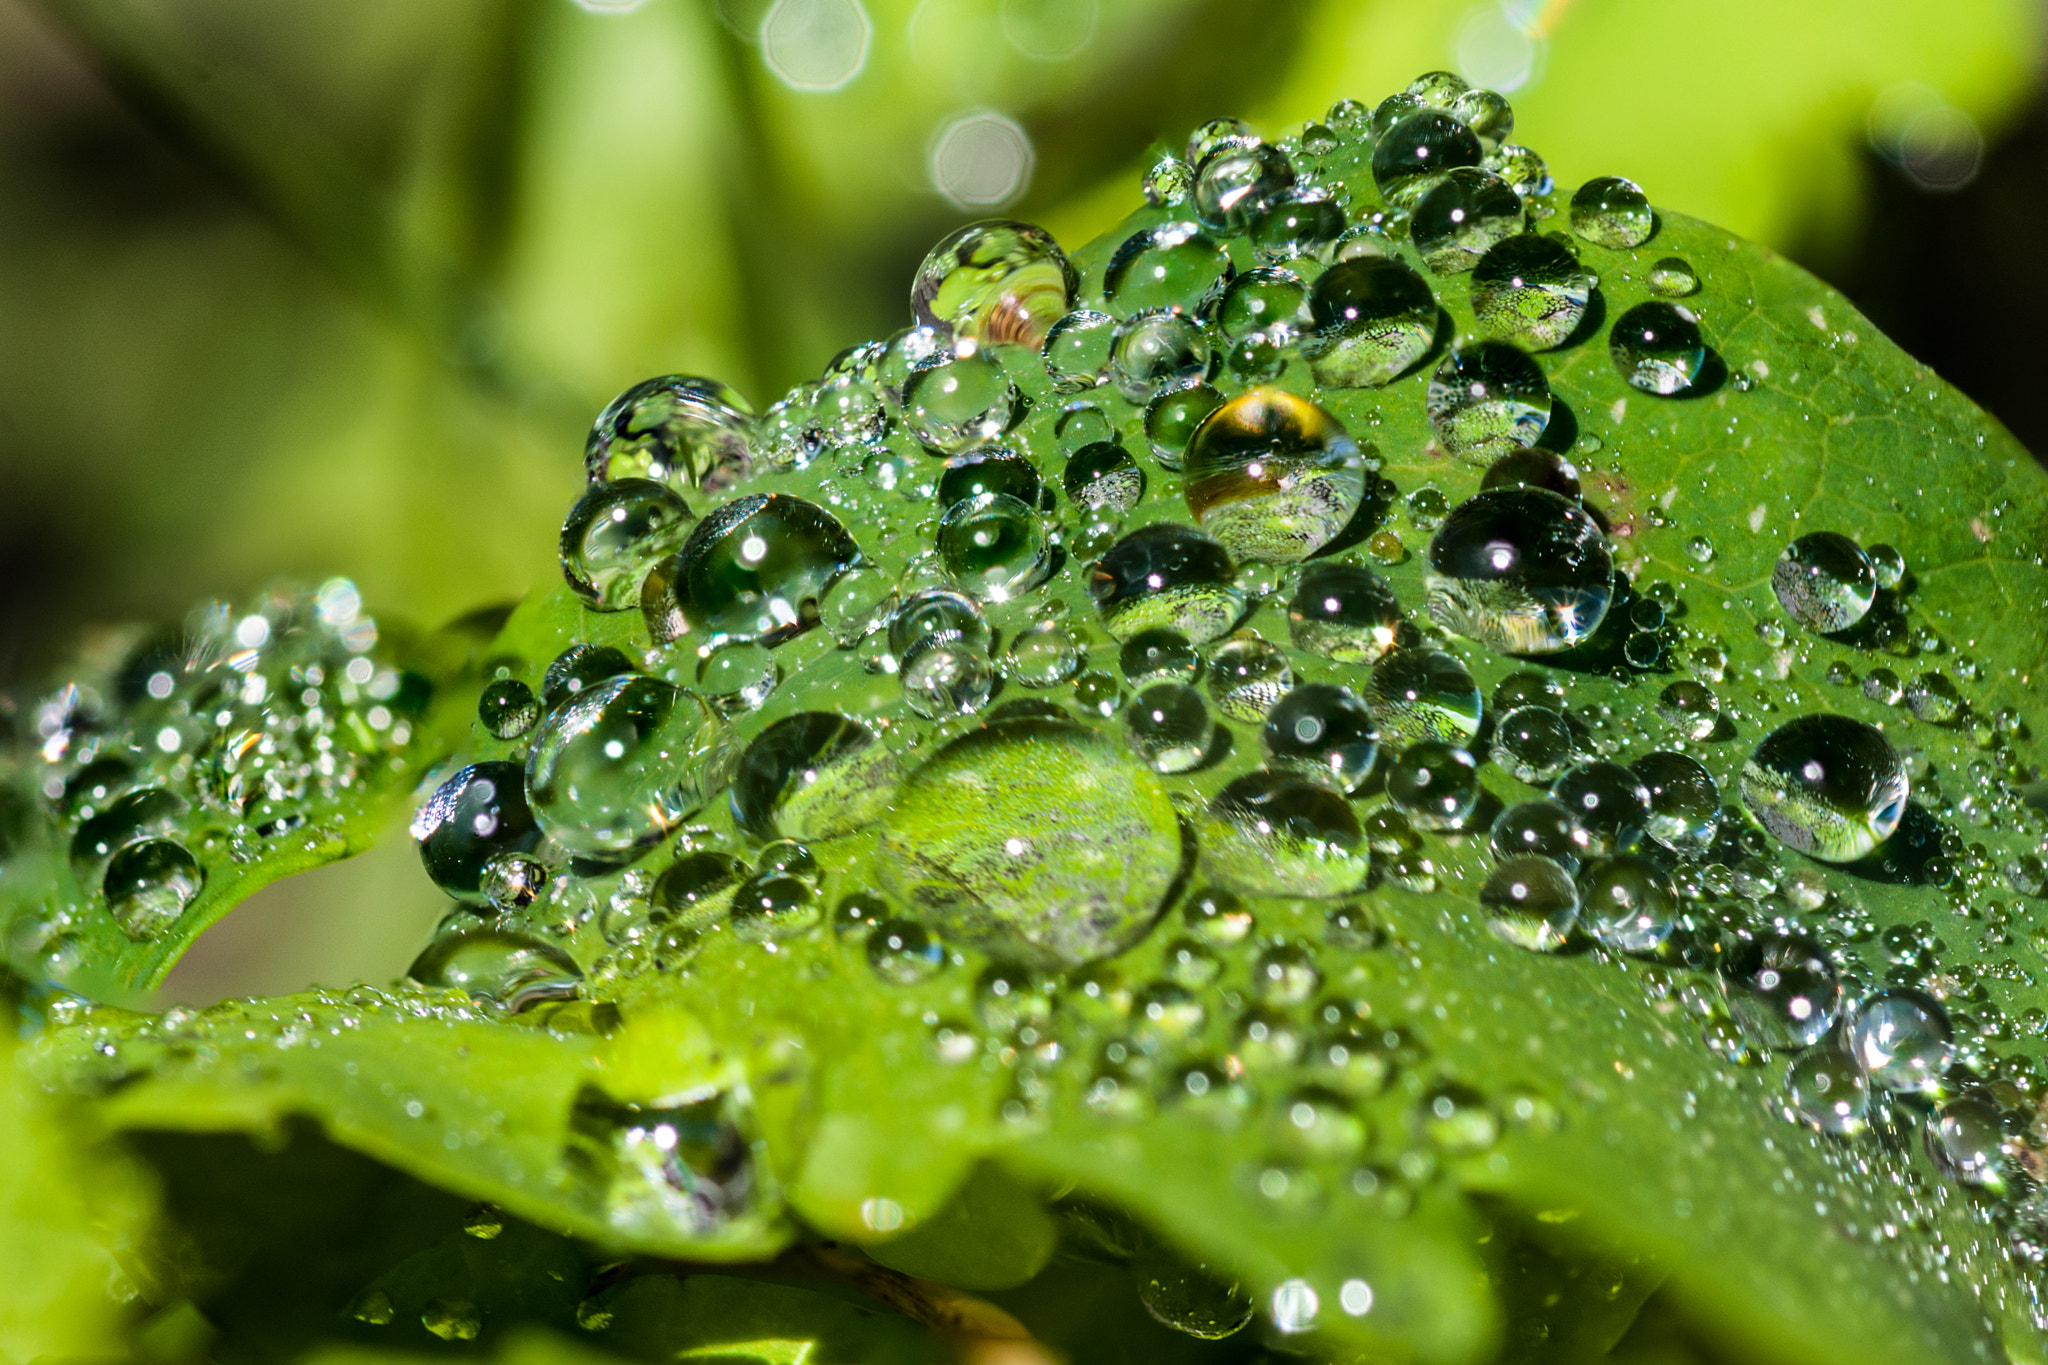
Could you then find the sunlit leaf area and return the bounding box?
[3,2,2048,1362]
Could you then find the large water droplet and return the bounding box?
[409,929,583,1012]
[1786,1046,1868,1136]
[1490,705,1578,785]
[938,493,1050,602]
[1183,388,1367,563]
[910,220,1077,349]
[585,376,755,495]
[1425,342,1551,459]
[1109,309,1213,401]
[526,677,735,859]
[1569,176,1654,249]
[1286,563,1404,664]
[1371,109,1482,207]
[1043,308,1117,392]
[1848,988,1953,1093]
[1740,715,1907,862]
[560,479,696,611]
[1577,854,1674,954]
[1771,533,1876,634]
[103,837,204,941]
[1089,523,1245,644]
[413,762,543,902]
[1386,741,1480,830]
[1303,257,1438,388]
[1192,141,1296,235]
[1481,855,1578,951]
[567,1086,765,1241]
[1367,648,1482,745]
[1410,168,1523,273]
[1470,235,1590,350]
[1205,770,1367,898]
[1489,799,1592,871]
[878,717,1183,967]
[659,493,861,648]
[1262,683,1378,794]
[1427,488,1612,653]
[1609,302,1705,395]
[902,349,1020,453]
[1724,933,1840,1049]
[1123,682,1215,773]
[1631,751,1721,858]
[1135,1249,1254,1339]
[1104,222,1231,315]
[729,712,899,842]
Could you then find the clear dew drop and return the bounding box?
[1489,799,1592,872]
[1469,235,1590,351]
[659,493,861,648]
[567,1086,763,1241]
[1370,109,1483,207]
[1656,679,1720,740]
[1205,769,1368,898]
[408,929,583,1013]
[1262,682,1379,794]
[1740,714,1908,863]
[1785,1046,1869,1136]
[730,712,899,843]
[1569,175,1654,249]
[910,220,1077,350]
[1723,933,1841,1050]
[1480,854,1579,951]
[1647,255,1698,297]
[937,492,1050,602]
[525,677,735,859]
[1425,341,1551,460]
[585,375,755,495]
[1286,562,1404,664]
[1410,168,1523,273]
[1385,741,1480,831]
[1182,387,1369,563]
[1135,1249,1254,1340]
[560,479,696,612]
[1249,189,1345,265]
[1144,383,1225,470]
[1104,223,1231,316]
[1426,488,1613,654]
[1548,761,1650,853]
[902,349,1020,453]
[1630,751,1722,859]
[1367,648,1482,746]
[1490,705,1579,785]
[1609,302,1706,396]
[1771,532,1877,634]
[1577,853,1675,955]
[1302,256,1439,389]
[1108,308,1213,402]
[413,761,543,903]
[1925,1091,2012,1194]
[1123,682,1216,774]
[1089,523,1245,645]
[1848,988,1954,1094]
[1192,140,1296,235]
[1042,308,1117,392]
[103,837,204,941]
[1206,634,1295,722]
[478,679,539,740]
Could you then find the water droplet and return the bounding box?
[910,220,1077,350]
[1724,933,1840,1049]
[1367,648,1481,745]
[479,853,549,915]
[1771,533,1876,634]
[1865,542,1905,590]
[729,712,898,843]
[1449,86,1514,144]
[1480,854,1578,950]
[1089,523,1245,644]
[1371,110,1483,207]
[1427,488,1613,653]
[478,679,539,740]
[1848,989,1953,1093]
[1578,854,1675,954]
[560,480,695,612]
[1180,387,1368,566]
[1490,705,1579,785]
[1143,384,1225,470]
[1104,222,1230,315]
[1303,257,1438,388]
[409,929,583,1012]
[658,493,861,648]
[1123,683,1215,773]
[1420,1081,1501,1151]
[902,350,1020,453]
[1206,770,1367,898]
[1192,141,1296,235]
[1143,154,1194,207]
[1631,751,1721,858]
[1062,441,1145,514]
[1656,679,1721,740]
[1925,1091,2011,1192]
[1109,308,1213,402]
[1410,168,1523,273]
[1249,189,1345,264]
[1549,761,1650,852]
[103,838,203,940]
[585,375,754,495]
[866,919,946,983]
[1183,886,1254,947]
[729,873,821,941]
[1740,715,1907,862]
[1609,302,1705,395]
[421,1299,482,1342]
[1786,1046,1868,1136]
[1569,176,1653,249]
[1647,256,1698,297]
[1263,683,1379,793]
[1218,268,1308,339]
[1042,308,1117,392]
[526,677,735,858]
[937,493,1050,602]
[413,762,542,902]
[899,639,996,719]
[1483,143,1553,198]
[1207,633,1295,722]
[1425,342,1551,459]
[1386,741,1480,830]
[1469,235,1590,351]
[1135,1249,1254,1339]
[1285,563,1403,664]
[1489,799,1592,871]
[879,717,1182,967]
[652,850,744,930]
[568,1086,764,1240]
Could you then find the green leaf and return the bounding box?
[18,65,2048,1365]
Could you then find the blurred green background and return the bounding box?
[1,0,2041,1000]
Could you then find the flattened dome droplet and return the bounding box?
[1410,167,1523,273]
[1088,523,1245,644]
[525,676,736,858]
[585,375,756,495]
[1569,175,1654,249]
[910,220,1077,350]
[1772,532,1877,634]
[660,493,861,647]
[1371,109,1483,207]
[1183,388,1368,563]
[1470,235,1590,351]
[1203,769,1367,899]
[559,479,695,612]
[1104,222,1231,316]
[730,711,900,842]
[1609,302,1705,395]
[877,717,1184,968]
[1425,341,1551,460]
[1303,256,1438,389]
[1740,714,1908,863]
[1426,487,1612,654]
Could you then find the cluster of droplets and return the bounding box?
[0,579,428,969]
[380,68,2048,1333]
[5,65,2043,1345]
